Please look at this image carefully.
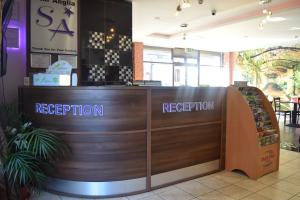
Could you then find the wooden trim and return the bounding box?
[146,88,152,191]
[219,88,227,169]
[26,0,30,76]
[77,0,81,85]
[151,121,222,132]
[47,129,147,135]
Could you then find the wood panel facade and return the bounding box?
[19,86,226,195]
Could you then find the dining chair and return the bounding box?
[273,97,291,125]
[296,98,300,124]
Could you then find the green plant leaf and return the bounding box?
[3,152,46,189]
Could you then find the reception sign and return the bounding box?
[30,0,78,54]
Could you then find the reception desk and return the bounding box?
[19,86,226,198]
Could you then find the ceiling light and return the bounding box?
[258,0,273,30]
[259,0,272,5]
[183,33,187,40]
[259,23,264,30]
[290,27,300,31]
[182,0,192,8]
[267,17,286,22]
[175,0,198,15]
[176,4,182,12]
[180,23,188,28]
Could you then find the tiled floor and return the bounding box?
[280,120,300,152]
[32,148,300,200]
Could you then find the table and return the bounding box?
[282,97,300,128]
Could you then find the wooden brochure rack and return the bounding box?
[226,86,280,179]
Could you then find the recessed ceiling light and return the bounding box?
[180,23,188,28]
[259,0,272,5]
[267,17,286,22]
[290,27,300,31]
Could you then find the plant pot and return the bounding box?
[19,187,31,200]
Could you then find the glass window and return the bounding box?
[200,51,222,66]
[199,51,227,86]
[144,48,172,63]
[143,63,151,80]
[144,63,173,86]
[173,57,185,63]
[187,66,198,87]
[187,58,198,65]
[200,66,219,86]
[143,47,227,87]
[152,64,173,86]
[174,66,186,86]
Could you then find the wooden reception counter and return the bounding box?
[19,86,226,198]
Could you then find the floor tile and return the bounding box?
[152,186,178,195]
[139,195,164,200]
[240,193,270,200]
[158,187,194,200]
[269,165,299,179]
[214,171,247,184]
[217,185,251,199]
[196,191,234,200]
[257,187,293,200]
[271,180,300,195]
[283,173,300,186]
[289,196,300,200]
[175,180,214,197]
[234,179,267,192]
[31,192,61,200]
[288,158,300,167]
[257,174,279,185]
[127,192,155,200]
[195,176,231,189]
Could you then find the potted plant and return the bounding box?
[0,103,70,200]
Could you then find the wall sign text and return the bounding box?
[35,103,104,117]
[163,101,214,113]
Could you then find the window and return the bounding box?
[173,48,199,87]
[144,63,173,86]
[143,48,173,86]
[199,51,228,86]
[174,65,185,86]
[143,47,227,87]
[144,48,172,63]
[187,65,198,87]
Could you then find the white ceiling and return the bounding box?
[132,0,300,52]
